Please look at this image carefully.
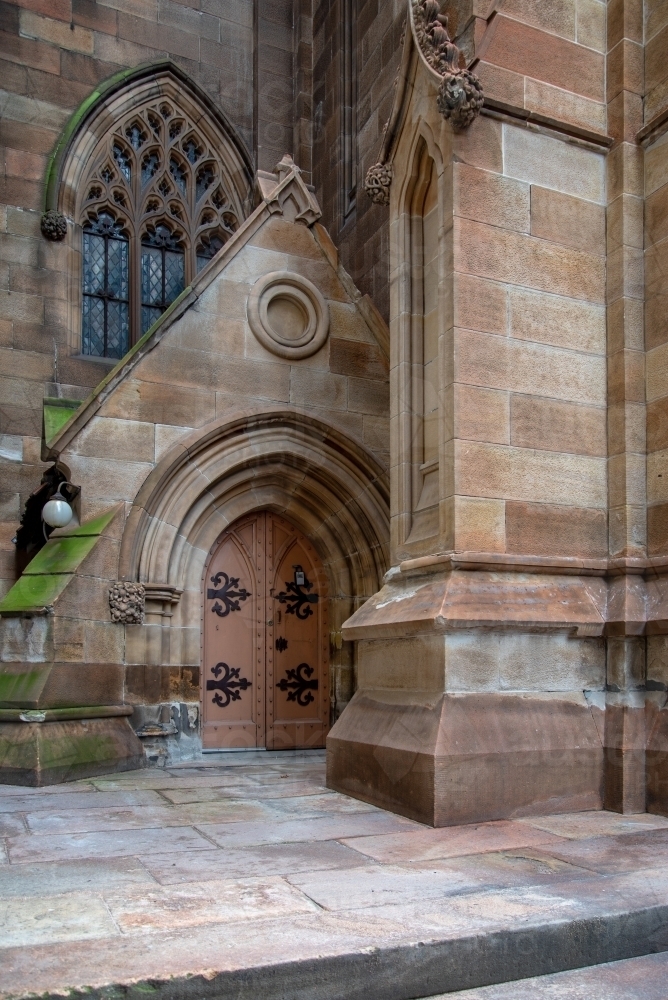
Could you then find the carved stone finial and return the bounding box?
[412,0,483,128]
[437,69,484,129]
[275,153,298,182]
[109,582,145,624]
[40,210,67,242]
[364,162,392,205]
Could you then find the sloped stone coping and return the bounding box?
[0,507,120,616]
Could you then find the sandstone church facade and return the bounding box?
[0,0,667,827]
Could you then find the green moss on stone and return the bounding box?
[0,507,119,615]
[0,667,50,705]
[66,508,118,538]
[0,573,72,613]
[23,535,100,576]
[44,398,82,447]
[39,731,118,768]
[44,62,173,211]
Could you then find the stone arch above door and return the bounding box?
[118,407,389,717]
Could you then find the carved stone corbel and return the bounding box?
[437,68,484,129]
[364,1,483,205]
[412,0,483,129]
[109,582,145,624]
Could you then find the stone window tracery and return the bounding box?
[79,98,241,357]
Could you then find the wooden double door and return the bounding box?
[201,512,329,750]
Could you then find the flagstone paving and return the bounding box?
[1,749,668,999]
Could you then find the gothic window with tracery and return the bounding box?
[79,98,241,357]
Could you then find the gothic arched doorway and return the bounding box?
[201,511,329,750]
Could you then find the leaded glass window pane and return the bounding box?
[82,213,129,359]
[141,306,163,334]
[142,245,163,307]
[195,164,215,201]
[112,143,131,183]
[83,232,105,295]
[140,227,184,335]
[82,295,105,357]
[107,237,129,300]
[106,301,129,358]
[141,151,160,186]
[164,250,184,301]
[170,157,187,195]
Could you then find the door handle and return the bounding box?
[266,619,274,626]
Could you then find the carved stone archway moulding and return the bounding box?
[116,408,389,610]
[364,0,483,205]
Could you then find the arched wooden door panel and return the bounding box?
[201,515,264,750]
[267,514,329,750]
[201,512,329,750]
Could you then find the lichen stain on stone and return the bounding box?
[1,616,50,663]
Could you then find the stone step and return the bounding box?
[430,952,668,998]
[3,864,668,1000]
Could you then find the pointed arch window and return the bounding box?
[79,97,242,357]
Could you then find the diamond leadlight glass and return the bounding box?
[140,225,184,334]
[82,212,129,359]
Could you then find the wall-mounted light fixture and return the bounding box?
[41,484,74,529]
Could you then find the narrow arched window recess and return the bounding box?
[51,66,255,361]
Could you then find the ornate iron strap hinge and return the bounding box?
[207,662,252,707]
[277,663,319,707]
[207,571,251,617]
[276,565,319,620]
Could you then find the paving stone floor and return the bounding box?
[1,750,668,999]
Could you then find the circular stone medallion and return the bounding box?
[247,270,329,359]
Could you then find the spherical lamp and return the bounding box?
[41,486,73,529]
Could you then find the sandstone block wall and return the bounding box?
[25,170,391,730]
[450,122,607,558]
[646,136,668,555]
[0,0,312,604]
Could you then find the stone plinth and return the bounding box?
[0,715,144,787]
[328,564,610,825]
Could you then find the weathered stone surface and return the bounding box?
[1,757,668,1000]
[0,718,144,787]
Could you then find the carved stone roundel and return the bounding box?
[247,271,329,360]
